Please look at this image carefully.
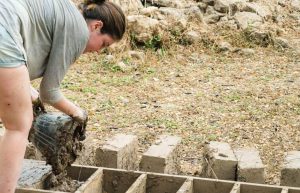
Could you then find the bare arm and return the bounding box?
[51,96,82,117]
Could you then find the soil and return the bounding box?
[47,173,84,192]
[29,0,300,185]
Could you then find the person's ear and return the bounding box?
[95,20,103,32]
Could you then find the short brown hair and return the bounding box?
[80,0,126,40]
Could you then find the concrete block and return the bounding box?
[281,151,300,187]
[234,148,265,184]
[17,159,52,189]
[203,141,237,180]
[140,135,182,174]
[126,174,147,193]
[95,134,138,170]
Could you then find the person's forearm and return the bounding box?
[52,96,80,117]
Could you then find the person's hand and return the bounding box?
[31,86,39,101]
[32,97,46,116]
[71,107,88,141]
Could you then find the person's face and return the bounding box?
[84,20,115,53]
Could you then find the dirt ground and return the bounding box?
[37,0,300,186]
[57,44,299,186]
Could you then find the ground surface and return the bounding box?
[51,0,300,183]
[0,0,296,187]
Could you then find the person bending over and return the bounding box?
[0,0,125,192]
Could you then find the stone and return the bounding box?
[185,6,204,22]
[140,135,182,174]
[184,31,201,44]
[234,12,263,30]
[198,2,209,12]
[202,0,215,6]
[203,141,237,180]
[234,48,256,56]
[206,5,217,15]
[242,2,272,20]
[240,48,255,56]
[214,0,232,13]
[204,14,222,24]
[218,41,233,52]
[281,151,300,187]
[128,51,145,61]
[244,28,272,47]
[127,15,161,43]
[278,0,288,7]
[234,148,265,184]
[104,54,114,62]
[157,8,188,32]
[95,134,139,170]
[110,0,143,15]
[291,0,300,11]
[159,7,187,20]
[140,6,159,17]
[214,0,246,14]
[147,0,187,8]
[274,37,290,49]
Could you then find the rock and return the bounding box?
[128,51,145,61]
[218,18,238,29]
[127,15,161,43]
[244,28,272,47]
[183,31,201,44]
[159,7,187,19]
[110,0,143,15]
[289,12,300,20]
[104,54,114,62]
[242,2,272,20]
[239,48,255,56]
[204,14,222,24]
[291,0,300,11]
[198,2,208,12]
[289,38,300,54]
[218,41,233,52]
[214,0,246,14]
[278,0,288,7]
[202,0,215,6]
[185,6,204,22]
[157,8,188,32]
[146,0,187,8]
[116,61,129,72]
[274,37,290,49]
[140,6,159,17]
[234,12,263,30]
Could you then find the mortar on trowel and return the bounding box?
[29,111,84,175]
